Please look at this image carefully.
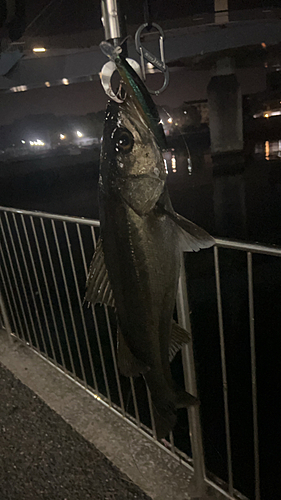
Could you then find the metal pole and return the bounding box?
[0,287,13,343]
[176,253,206,497]
[214,246,234,496]
[247,252,260,500]
[101,0,127,49]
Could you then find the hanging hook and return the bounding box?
[135,22,169,95]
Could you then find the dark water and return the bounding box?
[1,139,281,499]
[2,139,281,245]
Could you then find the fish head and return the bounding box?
[100,98,167,216]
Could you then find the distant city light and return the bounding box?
[254,109,281,119]
[265,141,270,160]
[45,81,51,87]
[60,134,66,140]
[30,140,45,146]
[33,47,46,53]
[76,131,83,137]
[167,117,173,124]
[10,85,27,92]
[62,78,69,85]
[171,154,177,172]
[183,111,187,114]
[261,42,267,49]
[21,140,25,144]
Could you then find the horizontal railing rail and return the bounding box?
[1,205,277,500]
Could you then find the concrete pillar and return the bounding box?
[207,59,243,156]
[213,173,247,240]
[215,0,229,24]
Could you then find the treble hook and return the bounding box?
[135,22,169,95]
[100,56,143,103]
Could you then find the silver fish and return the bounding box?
[85,69,214,437]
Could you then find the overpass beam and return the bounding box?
[207,58,243,157]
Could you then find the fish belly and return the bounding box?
[101,197,179,374]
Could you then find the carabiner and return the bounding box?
[135,22,169,95]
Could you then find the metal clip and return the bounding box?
[135,22,169,95]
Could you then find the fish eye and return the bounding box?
[113,127,134,154]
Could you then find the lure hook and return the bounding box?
[100,55,143,103]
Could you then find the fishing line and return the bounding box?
[143,0,153,30]
[160,106,193,174]
[25,0,64,35]
[28,0,65,39]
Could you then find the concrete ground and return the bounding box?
[0,331,232,500]
[0,360,151,500]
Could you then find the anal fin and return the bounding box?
[84,238,115,308]
[169,320,191,362]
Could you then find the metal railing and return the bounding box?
[1,205,277,500]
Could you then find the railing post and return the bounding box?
[176,252,206,497]
[0,287,13,344]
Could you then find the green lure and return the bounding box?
[100,41,167,151]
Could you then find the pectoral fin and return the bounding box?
[84,238,115,308]
[169,211,215,252]
[156,189,215,252]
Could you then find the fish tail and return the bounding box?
[152,401,178,440]
[151,390,199,439]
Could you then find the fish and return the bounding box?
[85,44,215,438]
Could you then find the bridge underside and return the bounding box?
[1,15,281,92]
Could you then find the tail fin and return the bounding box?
[175,388,199,409]
[152,401,177,440]
[151,390,199,439]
